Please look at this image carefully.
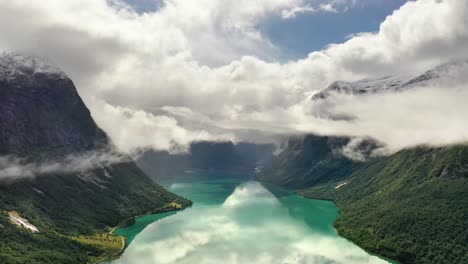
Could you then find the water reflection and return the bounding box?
[112,180,389,264]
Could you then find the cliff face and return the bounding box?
[0,54,108,157]
[0,54,189,263]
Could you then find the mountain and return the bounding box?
[256,135,369,188]
[299,146,468,264]
[136,141,274,181]
[312,60,468,100]
[0,54,109,157]
[189,141,249,170]
[0,54,190,263]
[235,142,275,167]
[258,61,468,264]
[259,60,467,187]
[311,75,407,100]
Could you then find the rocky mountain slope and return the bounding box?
[0,54,190,263]
[0,53,108,157]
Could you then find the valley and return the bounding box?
[111,173,395,264]
[0,24,467,263]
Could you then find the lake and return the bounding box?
[112,172,391,264]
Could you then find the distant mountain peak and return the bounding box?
[402,59,468,87]
[312,75,409,100]
[0,53,66,80]
[0,53,108,157]
[312,59,468,100]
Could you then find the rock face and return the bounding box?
[0,54,108,157]
[0,53,189,263]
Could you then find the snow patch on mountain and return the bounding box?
[312,60,468,100]
[0,53,66,80]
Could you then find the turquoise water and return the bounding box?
[114,211,177,245]
[113,173,391,264]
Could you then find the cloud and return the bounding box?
[0,0,467,154]
[320,3,338,13]
[223,181,278,207]
[89,98,230,153]
[339,138,372,161]
[113,181,389,264]
[281,5,316,19]
[322,84,468,153]
[319,0,360,13]
[0,151,127,181]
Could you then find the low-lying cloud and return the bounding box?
[0,151,128,181]
[302,84,468,154]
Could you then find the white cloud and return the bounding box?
[0,151,127,181]
[281,5,316,19]
[318,0,358,13]
[320,3,338,13]
[89,98,229,153]
[321,84,468,153]
[0,0,467,154]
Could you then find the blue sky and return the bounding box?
[261,1,408,60]
[124,0,407,60]
[123,0,161,13]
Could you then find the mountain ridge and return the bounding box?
[312,60,468,101]
[258,60,468,264]
[0,53,190,263]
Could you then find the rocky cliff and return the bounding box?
[0,53,189,263]
[0,54,108,157]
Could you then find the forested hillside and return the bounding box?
[0,54,190,263]
[299,146,468,264]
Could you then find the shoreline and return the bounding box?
[96,203,192,264]
[295,192,399,264]
[92,200,193,264]
[99,180,397,264]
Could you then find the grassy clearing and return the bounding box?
[71,233,124,263]
[168,202,183,209]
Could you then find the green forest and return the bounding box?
[300,146,468,264]
[0,163,191,263]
